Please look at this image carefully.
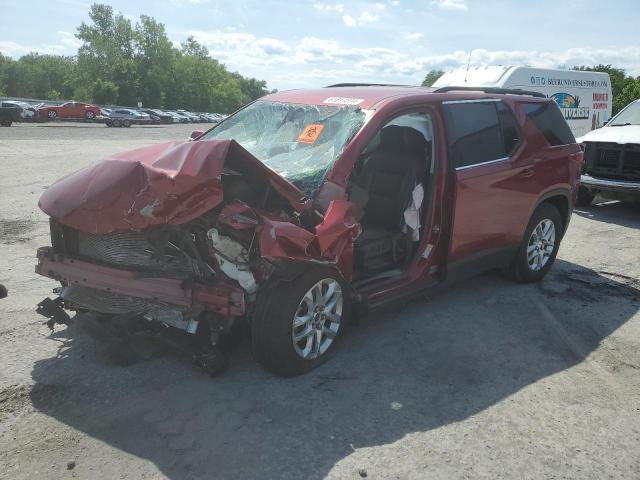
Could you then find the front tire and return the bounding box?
[251,266,350,376]
[123,119,131,127]
[85,111,95,119]
[505,203,562,283]
[47,110,57,119]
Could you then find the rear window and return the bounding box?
[443,100,521,168]
[522,102,575,146]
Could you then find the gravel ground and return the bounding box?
[0,123,639,480]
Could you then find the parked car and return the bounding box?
[38,101,102,120]
[105,109,151,127]
[576,99,640,205]
[139,109,178,124]
[162,111,184,123]
[177,109,199,122]
[35,85,582,376]
[0,103,24,126]
[2,100,37,118]
[171,110,191,123]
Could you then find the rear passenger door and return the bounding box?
[443,99,528,271]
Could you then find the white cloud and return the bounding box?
[57,31,82,50]
[0,31,81,57]
[253,38,291,56]
[404,32,424,41]
[313,2,344,13]
[341,11,379,27]
[4,27,640,91]
[342,14,357,27]
[431,0,468,11]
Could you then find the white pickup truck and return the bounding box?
[577,99,640,206]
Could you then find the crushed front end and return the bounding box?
[34,138,359,373]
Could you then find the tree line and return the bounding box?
[0,3,269,113]
[422,66,640,115]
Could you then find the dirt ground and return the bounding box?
[0,123,639,480]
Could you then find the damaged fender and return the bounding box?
[220,199,361,279]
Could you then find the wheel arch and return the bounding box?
[533,188,571,236]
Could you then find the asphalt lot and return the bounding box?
[0,122,639,479]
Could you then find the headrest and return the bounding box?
[379,125,426,151]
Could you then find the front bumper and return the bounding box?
[581,174,640,193]
[35,247,245,316]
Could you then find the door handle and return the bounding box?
[520,167,534,178]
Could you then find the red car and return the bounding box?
[39,101,102,120]
[35,85,582,376]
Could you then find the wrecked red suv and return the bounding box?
[35,85,582,376]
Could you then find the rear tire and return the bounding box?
[112,119,121,127]
[251,266,350,376]
[0,118,11,127]
[505,203,562,283]
[576,186,595,207]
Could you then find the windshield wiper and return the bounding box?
[610,122,635,126]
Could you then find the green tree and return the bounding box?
[421,69,444,87]
[76,3,138,105]
[134,15,175,107]
[572,64,639,115]
[46,89,62,100]
[0,3,269,112]
[92,78,119,104]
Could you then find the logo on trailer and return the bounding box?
[551,92,590,120]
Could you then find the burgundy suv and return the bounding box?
[35,85,583,376]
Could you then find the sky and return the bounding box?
[1,0,639,90]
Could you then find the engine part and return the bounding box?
[36,297,71,329]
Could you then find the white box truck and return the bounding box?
[432,66,612,138]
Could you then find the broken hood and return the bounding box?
[39,139,310,234]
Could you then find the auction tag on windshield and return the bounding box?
[323,97,364,105]
[297,124,324,144]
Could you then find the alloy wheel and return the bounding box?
[291,278,342,360]
[526,219,555,271]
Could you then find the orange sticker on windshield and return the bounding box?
[297,124,324,144]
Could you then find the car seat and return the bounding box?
[353,125,428,275]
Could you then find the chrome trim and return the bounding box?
[455,157,510,171]
[442,99,501,105]
[581,174,640,191]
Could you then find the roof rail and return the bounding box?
[325,83,412,88]
[433,86,546,98]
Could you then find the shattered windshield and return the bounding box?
[202,100,367,195]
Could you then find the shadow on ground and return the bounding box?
[574,200,640,229]
[29,260,639,479]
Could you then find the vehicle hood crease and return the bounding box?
[39,139,308,234]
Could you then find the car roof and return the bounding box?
[264,85,550,109]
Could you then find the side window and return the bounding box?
[443,101,505,168]
[522,102,575,146]
[496,102,520,155]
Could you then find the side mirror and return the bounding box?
[189,130,204,141]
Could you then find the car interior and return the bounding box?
[349,113,435,282]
